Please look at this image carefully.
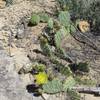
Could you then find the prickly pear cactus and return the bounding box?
[42,79,63,94]
[32,64,46,72]
[40,36,52,56]
[60,66,73,76]
[48,18,54,29]
[58,11,70,27]
[42,77,76,94]
[63,76,76,91]
[55,26,69,48]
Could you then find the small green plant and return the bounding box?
[47,18,54,29]
[30,14,40,26]
[39,13,49,23]
[32,64,46,72]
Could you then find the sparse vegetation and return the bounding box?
[75,76,96,86]
[0,0,99,100]
[25,0,98,99]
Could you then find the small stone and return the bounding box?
[42,93,50,100]
[16,24,25,39]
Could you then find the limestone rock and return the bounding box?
[0,50,33,100]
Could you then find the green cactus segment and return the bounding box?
[32,64,46,72]
[41,42,52,57]
[63,76,76,91]
[58,11,70,27]
[43,79,63,94]
[42,77,76,94]
[40,36,52,56]
[30,14,40,26]
[48,18,54,29]
[70,24,76,33]
[49,55,72,76]
[39,13,49,23]
[55,26,69,48]
[60,66,73,76]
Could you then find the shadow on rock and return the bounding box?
[26,84,41,97]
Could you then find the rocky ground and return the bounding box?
[0,0,55,100]
[0,0,100,100]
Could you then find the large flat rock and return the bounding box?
[0,50,33,100]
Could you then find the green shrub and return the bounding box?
[30,14,40,26]
[32,64,46,72]
[55,26,69,48]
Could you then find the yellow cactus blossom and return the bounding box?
[34,72,48,85]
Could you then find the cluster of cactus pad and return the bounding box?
[30,13,49,26]
[42,76,75,94]
[28,10,89,99]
